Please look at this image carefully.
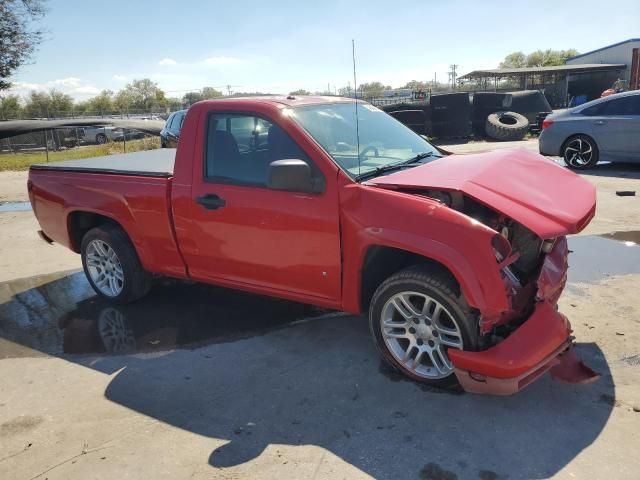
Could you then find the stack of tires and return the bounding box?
[381,102,432,136]
[430,93,471,138]
[508,90,553,124]
[471,92,512,136]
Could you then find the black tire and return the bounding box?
[81,224,151,304]
[95,133,107,145]
[485,111,529,141]
[562,134,599,169]
[369,266,480,388]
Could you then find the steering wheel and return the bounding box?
[359,145,379,159]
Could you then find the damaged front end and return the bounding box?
[434,195,599,394]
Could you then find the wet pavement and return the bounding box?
[568,232,640,283]
[0,201,32,212]
[0,271,328,359]
[0,232,637,360]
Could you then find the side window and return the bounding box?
[601,97,635,116]
[631,95,640,115]
[165,113,175,129]
[174,112,185,133]
[205,113,311,187]
[581,103,606,116]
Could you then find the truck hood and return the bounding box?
[367,148,596,238]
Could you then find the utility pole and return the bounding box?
[448,64,458,90]
[226,84,232,96]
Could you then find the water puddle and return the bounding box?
[0,201,32,212]
[0,271,326,359]
[568,232,640,284]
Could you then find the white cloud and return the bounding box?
[113,74,127,81]
[74,85,101,95]
[8,78,102,100]
[158,58,177,66]
[203,56,241,66]
[53,77,82,87]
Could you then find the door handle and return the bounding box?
[196,194,226,210]
[594,120,607,125]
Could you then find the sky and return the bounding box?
[6,0,640,100]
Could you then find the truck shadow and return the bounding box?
[0,271,615,479]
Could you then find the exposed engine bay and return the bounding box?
[417,189,545,280]
[415,189,556,339]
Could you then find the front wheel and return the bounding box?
[563,134,599,169]
[369,266,480,388]
[81,225,151,304]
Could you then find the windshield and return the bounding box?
[288,102,440,179]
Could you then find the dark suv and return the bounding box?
[160,109,187,148]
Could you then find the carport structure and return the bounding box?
[458,64,625,108]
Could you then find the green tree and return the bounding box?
[0,94,22,119]
[182,87,223,105]
[114,88,134,113]
[500,49,579,69]
[201,86,222,99]
[358,82,391,98]
[403,80,429,91]
[289,89,311,95]
[85,89,114,114]
[499,51,527,69]
[23,89,73,117]
[0,0,46,90]
[23,90,50,117]
[120,78,167,110]
[48,89,73,115]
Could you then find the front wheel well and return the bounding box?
[360,245,460,312]
[67,211,123,253]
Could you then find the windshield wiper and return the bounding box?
[355,151,440,182]
[402,151,440,165]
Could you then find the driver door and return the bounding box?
[186,111,342,302]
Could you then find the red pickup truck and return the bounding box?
[28,96,598,394]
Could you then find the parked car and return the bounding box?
[28,96,598,395]
[111,128,146,142]
[160,109,186,148]
[539,90,640,169]
[73,126,119,145]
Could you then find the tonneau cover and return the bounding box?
[30,148,176,177]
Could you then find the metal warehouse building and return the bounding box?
[566,38,640,87]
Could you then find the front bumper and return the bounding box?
[449,302,576,395]
[449,236,598,395]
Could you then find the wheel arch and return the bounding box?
[67,210,133,254]
[359,245,466,313]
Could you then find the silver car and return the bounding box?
[539,90,640,169]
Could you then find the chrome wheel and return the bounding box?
[86,239,124,297]
[380,292,463,379]
[564,137,594,167]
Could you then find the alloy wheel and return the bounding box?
[564,137,594,167]
[86,239,124,297]
[380,291,463,379]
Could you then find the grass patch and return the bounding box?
[0,137,162,172]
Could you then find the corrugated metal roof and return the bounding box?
[459,63,626,79]
[567,38,640,61]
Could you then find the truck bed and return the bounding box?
[30,148,176,177]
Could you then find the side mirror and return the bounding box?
[267,159,320,193]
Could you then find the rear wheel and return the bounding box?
[369,266,480,388]
[562,134,599,169]
[81,225,151,304]
[95,133,107,144]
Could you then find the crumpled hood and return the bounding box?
[367,148,596,238]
